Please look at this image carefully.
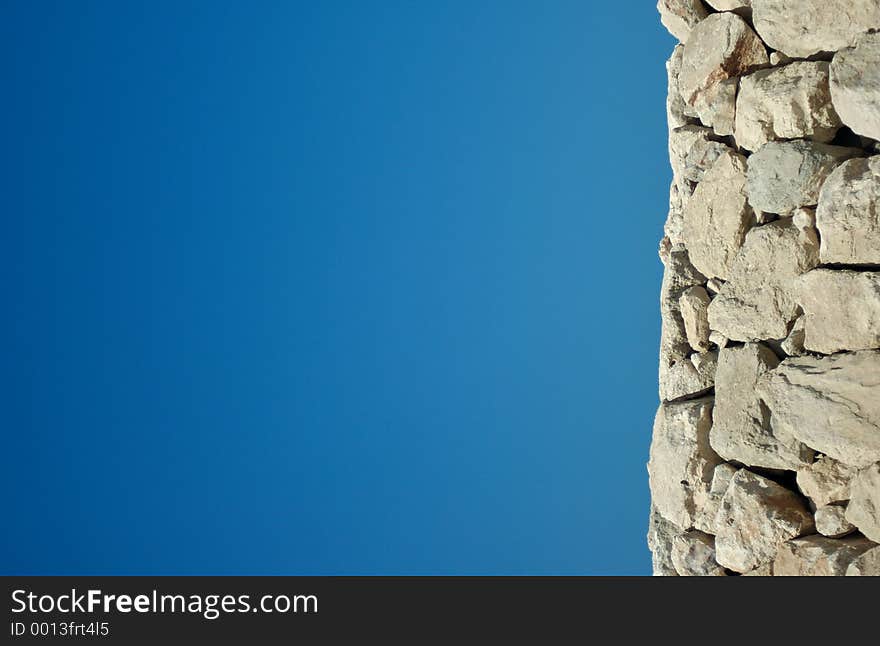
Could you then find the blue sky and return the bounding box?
[2,1,674,574]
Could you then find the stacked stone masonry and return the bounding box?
[651,0,880,576]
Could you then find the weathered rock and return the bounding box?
[679,286,711,353]
[682,134,732,184]
[780,315,805,357]
[792,207,816,231]
[658,0,710,44]
[846,463,880,542]
[816,156,880,266]
[815,505,856,538]
[714,469,814,572]
[683,150,753,280]
[706,0,750,11]
[667,45,699,131]
[774,535,876,576]
[708,220,819,342]
[746,140,862,215]
[709,331,728,350]
[695,463,739,535]
[660,351,718,402]
[830,32,880,142]
[797,456,857,507]
[757,352,880,468]
[711,343,813,469]
[846,545,880,576]
[743,562,774,576]
[797,270,880,353]
[648,398,722,530]
[735,62,841,152]
[679,13,768,133]
[751,0,880,58]
[671,531,727,576]
[769,51,792,67]
[647,505,681,576]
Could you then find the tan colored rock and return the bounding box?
[815,505,856,538]
[671,531,727,576]
[816,156,880,266]
[711,343,813,470]
[734,62,841,152]
[679,286,711,353]
[695,463,739,535]
[681,133,732,185]
[680,13,768,132]
[708,220,819,342]
[667,45,699,131]
[683,150,753,280]
[769,51,792,66]
[743,562,774,576]
[757,352,880,468]
[706,0,750,10]
[658,0,710,43]
[647,505,681,576]
[746,140,862,215]
[714,469,814,572]
[846,545,880,576]
[780,315,805,357]
[830,32,880,142]
[648,398,722,530]
[797,270,880,354]
[797,456,857,507]
[660,351,718,403]
[846,463,880,542]
[774,535,876,576]
[751,0,880,58]
[709,331,728,350]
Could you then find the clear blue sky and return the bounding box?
[2,2,674,574]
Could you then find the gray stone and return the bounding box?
[846,545,880,576]
[707,220,819,342]
[752,0,880,58]
[797,456,857,507]
[830,32,880,142]
[660,351,718,403]
[797,270,880,354]
[746,140,862,215]
[757,352,880,468]
[735,62,841,152]
[774,535,876,576]
[658,0,710,43]
[648,398,722,530]
[711,343,814,470]
[780,315,806,357]
[816,156,880,266]
[679,286,711,353]
[714,469,814,572]
[647,505,681,576]
[846,463,880,542]
[695,463,739,535]
[683,150,754,280]
[667,45,699,131]
[815,505,856,538]
[671,531,727,576]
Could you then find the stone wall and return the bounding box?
[649,0,880,576]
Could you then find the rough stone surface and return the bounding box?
[660,352,718,403]
[774,535,877,576]
[711,343,813,470]
[735,62,841,153]
[694,463,738,535]
[797,456,857,507]
[680,13,768,134]
[683,150,753,280]
[658,0,710,44]
[648,398,722,530]
[746,140,862,215]
[751,0,880,58]
[797,270,880,354]
[714,469,814,573]
[756,352,880,468]
[706,0,750,10]
[707,220,819,342]
[846,463,880,542]
[815,505,856,538]
[780,315,805,357]
[846,545,880,576]
[671,531,727,576]
[667,46,699,131]
[679,286,711,353]
[816,156,880,266]
[647,505,681,576]
[830,32,880,142]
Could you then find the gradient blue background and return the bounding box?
[3,2,674,574]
